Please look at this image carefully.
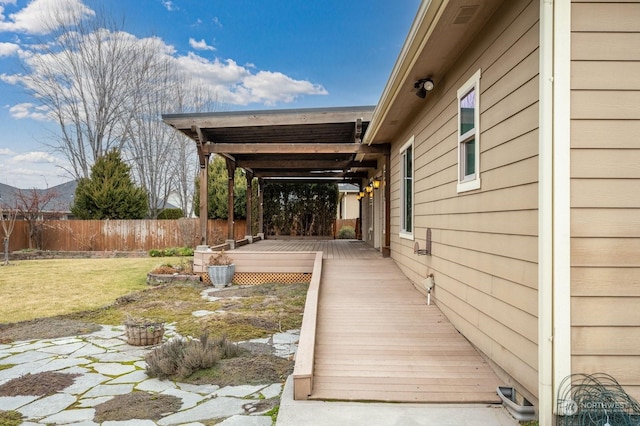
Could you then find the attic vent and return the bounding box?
[453,5,479,24]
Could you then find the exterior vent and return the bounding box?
[453,5,479,24]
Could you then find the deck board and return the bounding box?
[312,258,502,403]
[235,240,501,404]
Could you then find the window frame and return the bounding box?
[399,136,414,240]
[456,69,482,193]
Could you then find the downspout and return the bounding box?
[538,0,554,423]
[539,1,572,424]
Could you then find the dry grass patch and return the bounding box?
[68,282,308,340]
[0,258,181,323]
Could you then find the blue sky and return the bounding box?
[0,0,419,189]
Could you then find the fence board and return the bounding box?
[5,218,349,252]
[6,219,247,252]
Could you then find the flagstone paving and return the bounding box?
[0,321,297,425]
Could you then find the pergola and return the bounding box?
[163,106,391,254]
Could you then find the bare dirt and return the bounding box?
[0,371,80,397]
[93,392,183,422]
[0,318,100,344]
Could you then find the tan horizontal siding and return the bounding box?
[420,210,537,236]
[437,296,539,395]
[572,179,640,208]
[572,2,640,31]
[572,33,640,61]
[572,91,640,119]
[571,149,640,178]
[431,255,538,315]
[571,120,640,149]
[423,181,538,215]
[570,0,640,392]
[572,297,640,326]
[483,103,538,152]
[572,267,640,297]
[572,356,640,387]
[573,327,640,355]
[572,62,640,90]
[571,208,640,237]
[572,238,640,267]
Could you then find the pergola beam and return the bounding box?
[254,170,368,178]
[235,159,378,169]
[203,143,385,155]
[164,106,374,129]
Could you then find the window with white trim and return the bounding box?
[400,136,414,239]
[457,69,481,192]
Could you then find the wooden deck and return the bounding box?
[234,238,382,259]
[236,239,502,403]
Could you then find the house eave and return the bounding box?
[365,0,504,145]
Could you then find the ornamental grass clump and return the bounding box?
[208,250,233,266]
[145,333,244,380]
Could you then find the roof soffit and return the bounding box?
[365,0,504,145]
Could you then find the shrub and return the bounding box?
[145,334,244,380]
[157,208,184,219]
[337,225,356,239]
[148,247,194,257]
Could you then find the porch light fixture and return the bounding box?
[358,191,365,199]
[414,78,434,98]
[365,185,373,194]
[372,178,381,189]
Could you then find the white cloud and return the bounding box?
[189,37,215,52]
[8,102,49,120]
[13,151,59,164]
[243,71,328,105]
[161,1,177,12]
[0,41,18,56]
[173,52,327,106]
[0,149,70,188]
[212,17,222,28]
[0,0,94,35]
[0,148,14,156]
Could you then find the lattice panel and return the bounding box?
[200,272,311,286]
[234,272,312,285]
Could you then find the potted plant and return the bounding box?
[207,250,235,288]
[124,316,165,346]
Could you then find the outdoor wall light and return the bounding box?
[372,178,381,189]
[358,191,365,199]
[365,185,373,194]
[414,78,434,98]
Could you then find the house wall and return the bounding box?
[570,0,640,401]
[338,192,360,220]
[388,0,541,402]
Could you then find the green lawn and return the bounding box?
[0,258,180,323]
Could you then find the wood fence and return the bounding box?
[6,219,246,252]
[5,218,358,252]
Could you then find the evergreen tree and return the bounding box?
[72,150,148,219]
[194,155,248,219]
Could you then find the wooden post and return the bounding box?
[258,179,264,236]
[383,144,391,257]
[226,158,235,241]
[199,156,209,245]
[245,170,253,237]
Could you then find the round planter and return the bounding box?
[125,322,165,346]
[207,264,235,288]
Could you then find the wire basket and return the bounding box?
[125,322,165,346]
